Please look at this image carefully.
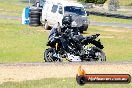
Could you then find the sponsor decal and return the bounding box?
[76,66,131,85]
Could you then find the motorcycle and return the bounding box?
[77,34,106,61]
[44,29,106,62]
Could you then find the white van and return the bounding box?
[41,0,89,32]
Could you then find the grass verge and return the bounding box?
[0,19,48,63]
[0,18,132,62]
[0,78,131,88]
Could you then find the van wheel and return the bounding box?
[44,21,51,30]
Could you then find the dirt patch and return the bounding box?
[100,35,114,38]
[0,9,4,11]
[37,29,50,33]
[0,63,132,84]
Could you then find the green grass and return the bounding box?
[0,0,28,17]
[118,0,132,6]
[0,18,132,62]
[0,78,131,88]
[84,26,132,62]
[89,15,132,24]
[0,0,131,63]
[0,19,48,63]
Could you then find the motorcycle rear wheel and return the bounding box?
[91,47,106,62]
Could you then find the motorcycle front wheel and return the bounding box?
[44,48,61,62]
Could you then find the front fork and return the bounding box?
[53,43,62,61]
[55,43,58,51]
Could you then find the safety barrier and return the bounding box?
[87,11,132,20]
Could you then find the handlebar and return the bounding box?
[91,34,100,39]
[86,34,100,41]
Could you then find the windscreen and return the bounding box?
[64,6,86,16]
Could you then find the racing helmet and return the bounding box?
[62,15,72,27]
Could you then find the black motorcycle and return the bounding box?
[44,29,106,62]
[76,34,106,61]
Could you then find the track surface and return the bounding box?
[0,62,132,84]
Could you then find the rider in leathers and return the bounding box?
[48,15,84,53]
[48,16,73,52]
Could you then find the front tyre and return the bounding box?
[44,48,61,62]
[44,48,54,62]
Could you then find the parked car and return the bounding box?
[41,0,90,32]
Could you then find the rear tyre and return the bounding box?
[29,20,40,26]
[30,14,40,18]
[30,8,42,12]
[29,8,41,27]
[30,18,40,21]
[91,47,106,62]
[29,23,40,26]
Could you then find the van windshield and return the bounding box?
[64,6,85,16]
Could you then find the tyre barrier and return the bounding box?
[87,11,132,20]
[29,8,42,27]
